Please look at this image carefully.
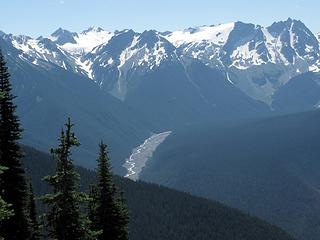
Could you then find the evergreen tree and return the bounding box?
[0,51,31,239]
[88,185,99,229]
[0,165,13,240]
[89,142,129,240]
[42,118,90,240]
[27,181,41,239]
[116,191,129,240]
[0,166,13,220]
[0,94,12,225]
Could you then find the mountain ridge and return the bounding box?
[1,18,320,170]
[1,18,319,106]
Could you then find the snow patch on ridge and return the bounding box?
[61,28,113,55]
[230,42,266,69]
[76,58,94,79]
[166,22,235,47]
[110,34,173,99]
[309,62,320,72]
[118,36,140,69]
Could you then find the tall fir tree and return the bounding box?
[116,191,129,240]
[88,185,99,230]
[27,181,41,240]
[42,118,94,240]
[0,166,13,240]
[89,142,129,240]
[0,166,14,220]
[0,51,31,239]
[0,92,12,225]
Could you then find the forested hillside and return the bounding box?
[141,110,320,240]
[23,145,294,240]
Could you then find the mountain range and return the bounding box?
[0,18,320,166]
[1,18,320,240]
[3,18,320,103]
[1,18,320,168]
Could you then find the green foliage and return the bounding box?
[27,181,41,239]
[89,142,129,240]
[23,145,295,240]
[141,110,320,240]
[41,118,93,240]
[0,166,14,221]
[0,51,31,239]
[115,191,129,240]
[0,197,13,221]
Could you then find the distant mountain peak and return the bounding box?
[138,30,162,46]
[82,26,105,34]
[285,17,303,25]
[50,27,77,45]
[286,17,293,22]
[51,27,75,36]
[2,19,320,106]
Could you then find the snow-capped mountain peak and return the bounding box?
[165,22,235,47]
[58,27,113,56]
[1,18,319,104]
[48,27,114,78]
[266,18,319,63]
[78,29,179,99]
[166,19,319,70]
[87,29,176,71]
[3,33,75,71]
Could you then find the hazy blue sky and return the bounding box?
[1,0,319,37]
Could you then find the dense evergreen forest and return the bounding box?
[0,52,129,239]
[140,110,320,240]
[23,145,295,240]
